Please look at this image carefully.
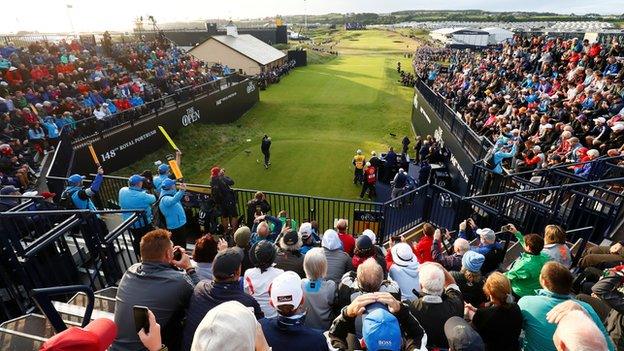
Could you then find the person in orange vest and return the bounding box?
[360,162,377,200]
[352,149,366,185]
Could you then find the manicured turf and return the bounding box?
[119,30,420,199]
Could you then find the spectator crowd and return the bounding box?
[37,185,624,351]
[413,35,624,178]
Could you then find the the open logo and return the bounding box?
[181,107,201,126]
[246,81,256,94]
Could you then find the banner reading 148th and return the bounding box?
[72,79,259,174]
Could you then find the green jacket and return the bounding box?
[505,231,551,297]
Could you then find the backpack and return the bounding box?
[153,193,173,229]
[59,189,77,210]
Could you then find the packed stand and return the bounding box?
[40,172,624,351]
[0,37,219,141]
[413,36,624,177]
[256,60,297,90]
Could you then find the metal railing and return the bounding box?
[414,78,493,161]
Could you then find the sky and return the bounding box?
[1,0,622,33]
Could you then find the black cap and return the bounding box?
[356,235,373,251]
[212,248,242,280]
[282,230,299,246]
[250,241,277,269]
[444,317,485,351]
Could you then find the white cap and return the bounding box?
[476,228,496,242]
[0,81,7,86]
[22,191,38,197]
[269,271,303,310]
[594,117,606,124]
[8,66,17,71]
[544,123,553,129]
[533,145,542,152]
[356,149,362,155]
[613,123,624,132]
[191,301,256,351]
[391,243,416,267]
[362,229,376,244]
[298,222,312,239]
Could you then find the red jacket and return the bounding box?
[338,232,355,256]
[413,235,437,264]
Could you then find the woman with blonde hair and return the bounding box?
[543,224,572,268]
[467,272,523,351]
[301,247,336,330]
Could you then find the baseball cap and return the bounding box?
[476,228,495,242]
[212,248,243,280]
[191,301,256,351]
[594,117,606,124]
[158,164,170,174]
[250,240,277,269]
[269,271,303,309]
[41,191,56,199]
[210,166,221,177]
[40,318,117,351]
[356,235,373,251]
[361,308,402,351]
[444,316,485,351]
[1,186,20,195]
[391,243,416,267]
[161,178,176,190]
[612,123,624,132]
[128,174,145,186]
[281,229,299,246]
[67,174,85,185]
[298,222,313,239]
[233,226,252,247]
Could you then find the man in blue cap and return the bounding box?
[61,166,104,211]
[158,178,188,249]
[119,174,157,255]
[329,292,427,350]
[153,163,171,196]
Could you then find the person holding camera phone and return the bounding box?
[111,229,199,351]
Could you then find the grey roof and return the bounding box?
[206,34,286,65]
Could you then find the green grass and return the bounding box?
[119,30,420,199]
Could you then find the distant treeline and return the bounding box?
[281,10,624,26]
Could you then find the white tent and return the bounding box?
[483,27,514,45]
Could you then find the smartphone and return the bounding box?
[501,224,512,233]
[133,305,149,334]
[255,206,262,216]
[285,218,292,227]
[173,247,182,261]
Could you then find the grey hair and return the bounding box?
[419,263,444,296]
[256,222,270,237]
[356,258,383,293]
[303,248,327,280]
[453,238,469,254]
[553,310,608,351]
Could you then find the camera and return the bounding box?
[501,224,512,233]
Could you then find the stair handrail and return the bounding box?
[31,285,95,332]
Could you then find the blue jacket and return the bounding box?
[260,315,329,351]
[153,174,169,194]
[182,280,263,351]
[471,242,503,256]
[64,173,104,211]
[118,186,156,228]
[43,120,60,139]
[28,128,45,140]
[492,144,517,175]
[518,289,615,351]
[159,189,186,229]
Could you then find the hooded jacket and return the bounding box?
[159,188,186,230]
[389,261,420,301]
[322,232,353,284]
[118,186,156,229]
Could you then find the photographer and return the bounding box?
[119,174,157,255]
[111,229,199,351]
[458,218,478,241]
[158,179,188,249]
[209,167,238,232]
[246,191,271,227]
[250,214,283,245]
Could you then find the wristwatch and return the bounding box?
[185,267,196,275]
[159,345,168,351]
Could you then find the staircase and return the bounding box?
[0,287,117,350]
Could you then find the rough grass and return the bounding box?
[118,30,420,199]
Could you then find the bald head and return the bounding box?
[553,310,608,351]
[336,219,348,232]
[256,222,270,238]
[356,258,383,293]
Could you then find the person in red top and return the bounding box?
[336,219,355,256]
[413,223,438,263]
[360,162,377,200]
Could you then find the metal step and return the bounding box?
[0,313,82,350]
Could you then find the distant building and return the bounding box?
[482,27,514,45]
[188,23,287,75]
[430,27,490,48]
[345,22,366,30]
